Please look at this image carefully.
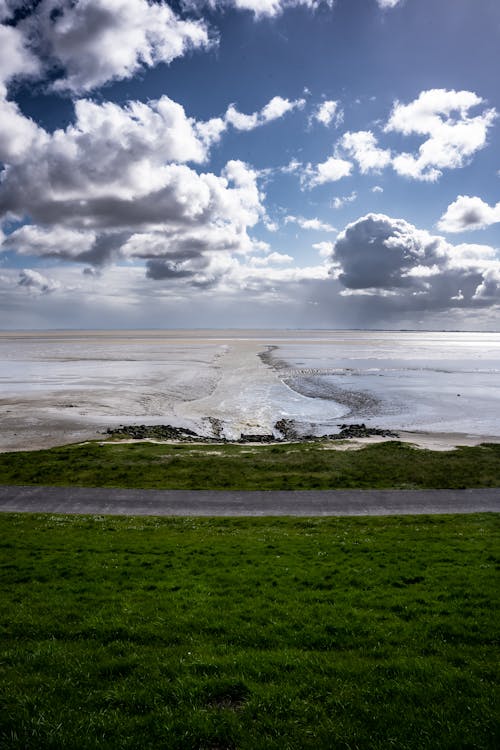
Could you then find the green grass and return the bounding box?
[1,513,499,749]
[0,440,500,489]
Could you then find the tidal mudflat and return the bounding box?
[1,329,500,451]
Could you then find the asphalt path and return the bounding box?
[0,485,499,516]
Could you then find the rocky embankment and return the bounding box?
[105,421,398,443]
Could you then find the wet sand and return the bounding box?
[1,330,500,453]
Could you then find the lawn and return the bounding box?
[0,439,500,489]
[1,512,499,749]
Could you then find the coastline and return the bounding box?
[2,330,500,453]
[1,416,499,454]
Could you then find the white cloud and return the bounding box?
[372,185,384,193]
[264,220,278,232]
[312,100,343,128]
[249,251,294,266]
[339,131,391,173]
[0,21,40,91]
[12,0,211,93]
[451,243,497,264]
[0,85,268,278]
[0,94,238,214]
[0,98,44,163]
[285,215,337,231]
[5,225,96,258]
[386,89,497,181]
[281,158,302,174]
[226,95,305,131]
[0,22,43,163]
[0,93,225,192]
[438,195,500,233]
[376,0,402,8]
[313,241,334,258]
[225,104,259,131]
[473,268,500,301]
[262,95,305,121]
[332,191,357,209]
[303,156,352,188]
[188,0,334,20]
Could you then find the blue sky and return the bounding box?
[1,0,499,329]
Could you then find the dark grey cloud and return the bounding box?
[330,213,500,311]
[146,260,199,280]
[333,213,444,290]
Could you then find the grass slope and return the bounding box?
[1,440,500,489]
[1,513,499,749]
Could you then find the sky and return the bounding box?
[0,0,499,330]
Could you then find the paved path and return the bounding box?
[0,485,499,516]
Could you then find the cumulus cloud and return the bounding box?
[330,213,500,309]
[302,156,352,188]
[225,95,305,131]
[472,268,500,302]
[1,156,265,272]
[262,95,305,121]
[0,93,223,194]
[333,214,444,290]
[18,268,61,294]
[0,19,315,293]
[312,100,343,128]
[225,104,259,131]
[0,20,40,90]
[2,0,211,93]
[385,89,497,181]
[5,225,96,259]
[0,21,43,161]
[339,131,391,173]
[303,89,495,188]
[0,91,262,224]
[285,215,337,232]
[0,98,44,163]
[0,80,269,281]
[438,195,500,233]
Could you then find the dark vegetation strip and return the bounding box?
[1,440,500,490]
[0,513,498,749]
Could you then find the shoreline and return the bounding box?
[1,421,500,454]
[2,332,500,453]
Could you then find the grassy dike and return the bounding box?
[0,439,500,489]
[1,442,499,747]
[0,512,499,749]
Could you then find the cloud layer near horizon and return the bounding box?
[0,0,499,329]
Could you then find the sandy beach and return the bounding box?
[1,330,500,453]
